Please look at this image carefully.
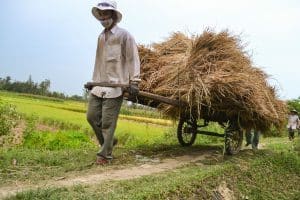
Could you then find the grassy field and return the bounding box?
[0,91,174,146]
[1,91,299,199]
[0,91,223,186]
[4,138,300,200]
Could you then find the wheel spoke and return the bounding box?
[177,118,197,146]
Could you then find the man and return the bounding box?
[245,129,260,150]
[287,109,299,140]
[86,0,140,165]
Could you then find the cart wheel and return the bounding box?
[225,126,243,155]
[177,117,197,146]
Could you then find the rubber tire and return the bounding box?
[177,118,197,147]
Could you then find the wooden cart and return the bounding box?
[85,82,244,155]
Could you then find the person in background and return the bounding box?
[86,0,140,165]
[287,109,299,140]
[245,128,261,150]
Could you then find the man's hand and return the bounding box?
[128,82,139,97]
[84,83,93,90]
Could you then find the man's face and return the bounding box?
[98,10,113,20]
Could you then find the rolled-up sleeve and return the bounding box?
[124,34,141,83]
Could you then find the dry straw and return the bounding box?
[138,29,287,131]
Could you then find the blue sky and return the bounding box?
[0,0,299,99]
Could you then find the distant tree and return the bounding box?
[27,75,33,85]
[83,89,89,101]
[39,79,51,95]
[5,76,11,84]
[0,76,11,90]
[69,95,83,101]
[50,91,66,99]
[0,78,4,89]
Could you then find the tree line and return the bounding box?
[0,76,85,101]
[1,75,299,108]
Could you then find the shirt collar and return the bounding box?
[101,25,118,35]
[110,25,118,34]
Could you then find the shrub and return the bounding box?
[0,101,20,136]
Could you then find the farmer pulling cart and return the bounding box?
[85,81,244,155]
[85,29,287,160]
[86,1,285,165]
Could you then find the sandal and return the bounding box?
[96,156,111,165]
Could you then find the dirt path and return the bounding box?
[0,150,220,199]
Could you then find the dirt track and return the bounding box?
[0,150,221,199]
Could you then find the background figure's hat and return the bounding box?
[92,0,122,23]
[291,109,298,113]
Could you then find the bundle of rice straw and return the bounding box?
[138,29,287,131]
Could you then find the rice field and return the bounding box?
[0,91,176,147]
[0,90,219,187]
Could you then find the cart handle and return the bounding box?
[84,82,181,107]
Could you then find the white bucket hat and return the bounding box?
[92,0,122,23]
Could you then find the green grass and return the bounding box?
[16,93,65,102]
[2,91,299,199]
[6,138,300,200]
[0,90,223,148]
[0,91,226,187]
[0,91,172,145]
[0,147,98,185]
[0,143,223,187]
[6,165,227,200]
[22,130,94,150]
[0,90,162,119]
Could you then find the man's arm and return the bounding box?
[124,33,141,97]
[92,35,103,83]
[124,33,141,83]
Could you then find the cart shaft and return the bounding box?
[85,82,181,107]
